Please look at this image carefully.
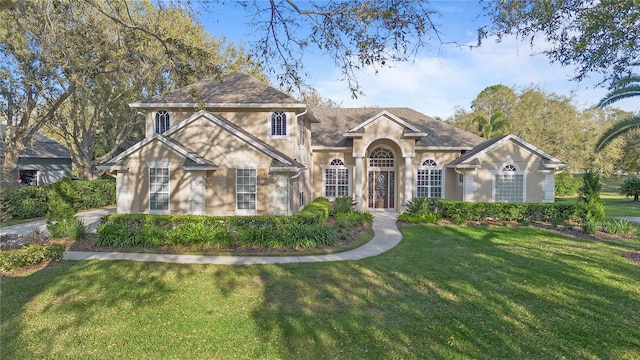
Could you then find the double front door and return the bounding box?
[368,171,395,209]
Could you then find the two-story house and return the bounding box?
[98,72,568,215]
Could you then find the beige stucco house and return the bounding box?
[98,72,569,215]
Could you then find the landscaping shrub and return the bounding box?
[0,244,65,272]
[400,197,579,224]
[620,175,640,201]
[577,171,606,233]
[95,197,368,249]
[330,196,355,215]
[555,173,581,197]
[605,218,639,235]
[0,178,116,221]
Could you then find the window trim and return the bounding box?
[236,168,257,212]
[149,167,170,213]
[321,158,353,199]
[415,157,444,198]
[155,110,171,134]
[270,110,287,138]
[491,161,527,202]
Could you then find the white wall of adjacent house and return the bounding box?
[190,171,207,215]
[116,172,132,213]
[542,172,556,203]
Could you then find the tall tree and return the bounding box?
[483,0,640,86]
[472,111,510,139]
[595,76,640,153]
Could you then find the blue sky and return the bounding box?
[198,1,633,119]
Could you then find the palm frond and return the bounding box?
[595,116,640,152]
[598,85,640,107]
[612,75,640,89]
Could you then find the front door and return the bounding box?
[368,171,395,208]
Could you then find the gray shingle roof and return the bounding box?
[133,72,304,106]
[311,107,483,148]
[0,125,70,159]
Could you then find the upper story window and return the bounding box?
[271,110,287,136]
[155,110,170,134]
[369,147,394,168]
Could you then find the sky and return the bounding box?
[198,1,634,120]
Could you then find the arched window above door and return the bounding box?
[369,147,394,167]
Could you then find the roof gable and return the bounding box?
[347,110,424,134]
[99,134,216,170]
[448,134,569,169]
[166,110,305,169]
[130,72,304,108]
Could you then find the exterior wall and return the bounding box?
[468,141,548,202]
[16,157,72,185]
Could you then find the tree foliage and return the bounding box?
[620,176,640,202]
[0,0,262,179]
[483,0,640,86]
[595,75,640,153]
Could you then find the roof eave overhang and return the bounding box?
[311,146,352,151]
[96,165,129,171]
[343,132,364,138]
[129,102,308,109]
[543,163,570,170]
[402,132,428,138]
[416,146,476,151]
[270,166,307,173]
[183,165,219,171]
[447,164,481,169]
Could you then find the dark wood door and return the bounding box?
[368,171,394,208]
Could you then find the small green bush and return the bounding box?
[330,196,355,215]
[0,244,65,272]
[605,219,639,235]
[620,176,640,201]
[555,173,581,197]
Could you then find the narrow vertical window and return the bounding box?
[299,120,305,146]
[236,168,257,210]
[149,168,169,211]
[271,110,287,136]
[324,158,350,198]
[155,110,170,134]
[416,158,442,198]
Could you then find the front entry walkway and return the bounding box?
[63,210,401,265]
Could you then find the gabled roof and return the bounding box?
[130,72,306,109]
[447,134,569,169]
[97,134,217,171]
[167,110,305,170]
[311,107,483,149]
[345,110,425,136]
[0,125,70,159]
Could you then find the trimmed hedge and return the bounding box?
[0,178,116,220]
[400,197,580,224]
[0,244,65,272]
[95,197,347,249]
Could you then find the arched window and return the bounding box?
[323,158,350,198]
[494,162,524,202]
[369,147,394,167]
[416,158,442,198]
[271,110,287,136]
[155,110,170,134]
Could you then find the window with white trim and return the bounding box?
[149,168,169,211]
[494,163,524,202]
[271,110,287,136]
[324,158,350,198]
[369,147,394,167]
[236,168,257,210]
[416,158,442,198]
[155,110,170,134]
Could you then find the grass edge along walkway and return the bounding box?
[64,210,401,265]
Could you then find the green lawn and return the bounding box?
[601,177,640,217]
[2,225,639,359]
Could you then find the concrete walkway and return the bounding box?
[618,216,640,225]
[0,207,116,235]
[63,210,402,265]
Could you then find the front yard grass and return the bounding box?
[2,225,639,359]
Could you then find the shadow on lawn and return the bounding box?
[213,225,640,359]
[0,260,195,358]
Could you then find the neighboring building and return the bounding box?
[98,72,569,215]
[0,125,72,185]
